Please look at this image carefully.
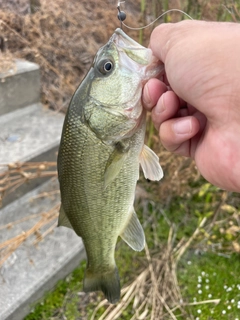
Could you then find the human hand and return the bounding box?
[143,20,240,192]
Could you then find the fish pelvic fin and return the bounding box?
[57,205,73,230]
[120,208,145,251]
[140,144,164,181]
[83,267,120,304]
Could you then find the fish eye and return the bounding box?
[98,59,114,75]
[104,61,112,72]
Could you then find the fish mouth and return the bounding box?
[113,28,148,53]
[111,28,164,79]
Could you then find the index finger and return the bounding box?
[149,20,197,63]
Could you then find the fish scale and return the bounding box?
[57,28,164,303]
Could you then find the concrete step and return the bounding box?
[0,103,64,164]
[0,103,64,207]
[0,58,82,320]
[0,178,85,320]
[0,59,40,116]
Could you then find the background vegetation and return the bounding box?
[0,0,239,319]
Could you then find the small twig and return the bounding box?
[33,220,58,244]
[0,203,59,266]
[170,298,220,313]
[31,190,60,200]
[206,191,228,232]
[145,243,178,320]
[0,212,44,230]
[175,217,207,264]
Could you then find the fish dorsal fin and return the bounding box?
[120,208,145,251]
[139,144,164,181]
[104,142,129,189]
[58,205,73,230]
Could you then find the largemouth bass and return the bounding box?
[57,28,164,304]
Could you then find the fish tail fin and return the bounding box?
[83,266,120,304]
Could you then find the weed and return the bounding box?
[178,253,240,319]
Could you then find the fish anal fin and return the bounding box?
[140,144,164,181]
[58,205,73,230]
[120,208,145,251]
[83,267,120,304]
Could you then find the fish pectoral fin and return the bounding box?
[139,144,164,181]
[120,208,145,251]
[57,205,73,230]
[104,152,127,188]
[104,142,129,188]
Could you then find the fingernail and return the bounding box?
[173,118,192,134]
[155,94,166,114]
[143,83,151,108]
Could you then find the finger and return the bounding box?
[142,78,168,111]
[149,20,200,63]
[162,73,170,86]
[152,90,181,130]
[177,107,189,118]
[149,23,176,63]
[159,116,200,157]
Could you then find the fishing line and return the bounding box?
[117,1,193,30]
[117,1,127,29]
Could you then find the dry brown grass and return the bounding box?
[0,0,141,111]
[0,161,57,205]
[0,50,16,74]
[0,202,59,266]
[90,218,209,320]
[0,162,58,267]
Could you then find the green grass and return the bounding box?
[25,177,240,319]
[25,252,240,319]
[178,252,240,319]
[25,262,86,320]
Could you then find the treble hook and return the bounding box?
[117,1,126,29]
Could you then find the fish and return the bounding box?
[57,28,164,304]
